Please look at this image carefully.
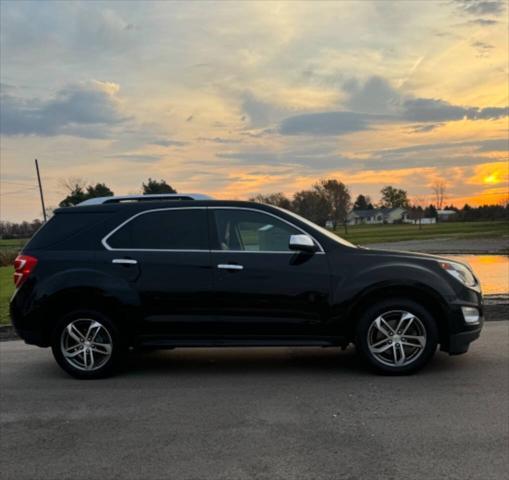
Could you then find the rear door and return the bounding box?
[209,207,332,337]
[103,207,214,337]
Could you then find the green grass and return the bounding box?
[0,238,28,250]
[0,240,28,324]
[0,266,13,325]
[335,221,509,245]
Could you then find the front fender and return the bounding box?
[340,262,456,302]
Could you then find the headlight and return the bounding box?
[438,261,478,289]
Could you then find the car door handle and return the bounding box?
[112,258,138,265]
[217,264,244,271]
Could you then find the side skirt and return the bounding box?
[136,335,348,349]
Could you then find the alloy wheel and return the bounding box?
[367,310,427,367]
[60,319,113,371]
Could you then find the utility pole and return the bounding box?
[35,159,47,222]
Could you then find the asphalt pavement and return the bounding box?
[1,321,508,480]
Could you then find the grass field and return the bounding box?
[0,266,13,324]
[337,221,509,245]
[0,240,26,324]
[0,238,28,249]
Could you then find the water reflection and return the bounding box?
[447,255,509,295]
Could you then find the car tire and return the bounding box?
[51,309,125,379]
[355,298,438,375]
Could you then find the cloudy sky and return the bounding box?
[1,0,508,221]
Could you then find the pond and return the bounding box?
[447,255,509,296]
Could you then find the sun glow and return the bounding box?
[483,173,500,184]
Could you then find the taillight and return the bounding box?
[13,255,38,288]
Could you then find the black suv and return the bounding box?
[10,195,483,378]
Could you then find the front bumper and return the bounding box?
[442,292,484,354]
[447,324,483,355]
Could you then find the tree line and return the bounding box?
[58,177,176,207]
[251,183,428,229]
[1,177,507,239]
[250,182,508,226]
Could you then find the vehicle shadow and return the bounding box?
[124,346,368,377]
[121,346,463,379]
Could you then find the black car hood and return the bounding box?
[357,246,465,266]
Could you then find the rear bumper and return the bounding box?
[10,290,49,347]
[13,327,48,347]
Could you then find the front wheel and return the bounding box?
[51,310,125,379]
[355,299,438,375]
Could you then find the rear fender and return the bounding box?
[28,269,141,342]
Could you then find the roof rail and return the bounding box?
[77,193,214,206]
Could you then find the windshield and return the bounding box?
[274,207,357,248]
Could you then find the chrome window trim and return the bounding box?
[102,206,325,254]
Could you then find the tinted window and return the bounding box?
[213,209,300,252]
[107,209,207,250]
[25,212,111,250]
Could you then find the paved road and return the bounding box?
[1,322,508,480]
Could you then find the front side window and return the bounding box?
[106,209,207,250]
[213,209,300,252]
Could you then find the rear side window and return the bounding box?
[24,212,111,250]
[106,209,208,250]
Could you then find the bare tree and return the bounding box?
[58,177,114,207]
[431,180,447,210]
[249,192,292,210]
[314,179,352,233]
[292,190,331,227]
[409,196,427,230]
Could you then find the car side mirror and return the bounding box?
[289,234,318,253]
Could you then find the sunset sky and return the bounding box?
[1,0,508,221]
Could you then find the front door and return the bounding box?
[210,208,331,337]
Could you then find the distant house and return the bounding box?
[348,207,408,225]
[437,209,457,221]
[407,217,436,225]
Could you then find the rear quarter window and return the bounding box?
[24,212,111,250]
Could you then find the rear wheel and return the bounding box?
[51,310,125,379]
[355,299,438,375]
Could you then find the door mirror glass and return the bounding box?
[289,234,317,252]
